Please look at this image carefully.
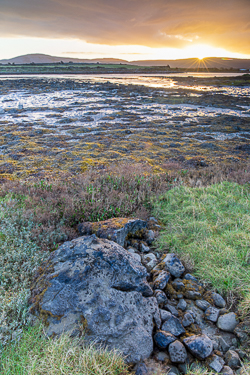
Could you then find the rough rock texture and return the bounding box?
[77,218,147,247]
[225,350,241,369]
[162,254,185,278]
[154,331,176,349]
[183,334,213,359]
[209,355,225,372]
[29,235,159,364]
[168,340,187,363]
[161,316,185,336]
[217,312,238,332]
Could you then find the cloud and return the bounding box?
[0,0,249,54]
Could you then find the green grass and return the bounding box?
[152,181,250,312]
[0,325,129,375]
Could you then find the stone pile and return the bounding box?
[29,218,249,375]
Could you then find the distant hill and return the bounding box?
[0,53,250,69]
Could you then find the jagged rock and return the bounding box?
[205,306,220,322]
[154,331,176,349]
[177,299,187,311]
[77,218,147,247]
[166,304,179,317]
[195,300,210,311]
[162,316,185,336]
[209,354,225,372]
[154,290,168,305]
[225,350,241,369]
[29,235,159,364]
[221,366,234,375]
[168,341,187,364]
[160,309,172,322]
[153,271,171,290]
[219,336,231,353]
[162,254,185,278]
[182,312,195,327]
[217,313,238,332]
[183,334,213,359]
[212,292,226,308]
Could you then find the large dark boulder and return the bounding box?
[29,235,159,364]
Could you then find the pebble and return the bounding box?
[212,292,226,308]
[155,351,169,362]
[146,230,155,245]
[225,350,241,369]
[195,300,210,311]
[143,253,157,262]
[182,312,194,327]
[131,253,142,262]
[183,273,198,283]
[183,334,213,359]
[219,336,231,352]
[177,299,187,311]
[166,304,179,317]
[160,309,172,322]
[154,290,168,305]
[168,340,187,364]
[205,306,220,322]
[217,312,238,332]
[162,253,185,278]
[209,355,225,372]
[140,243,151,253]
[154,331,176,349]
[221,366,234,375]
[146,259,158,270]
[153,271,171,290]
[162,316,185,337]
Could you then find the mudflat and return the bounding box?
[0,74,249,179]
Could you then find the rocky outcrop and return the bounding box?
[29,235,159,364]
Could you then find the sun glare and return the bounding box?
[183,44,235,60]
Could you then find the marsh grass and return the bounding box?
[0,325,129,375]
[153,181,250,313]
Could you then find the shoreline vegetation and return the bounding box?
[0,161,250,374]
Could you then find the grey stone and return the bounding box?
[162,316,185,336]
[127,247,136,254]
[225,350,241,369]
[168,340,187,364]
[135,362,149,375]
[212,292,226,308]
[166,304,179,317]
[195,300,210,311]
[183,273,198,283]
[30,235,159,364]
[209,355,225,372]
[183,334,213,359]
[143,253,157,262]
[77,218,147,247]
[154,290,168,305]
[221,366,234,375]
[185,290,202,300]
[205,306,220,322]
[160,309,172,322]
[217,313,238,332]
[162,254,185,278]
[140,243,151,253]
[219,336,231,353]
[172,279,185,291]
[182,312,195,327]
[146,230,155,245]
[132,253,142,262]
[146,259,158,270]
[153,271,171,290]
[154,330,176,348]
[177,299,187,311]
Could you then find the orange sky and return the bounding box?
[0,0,250,60]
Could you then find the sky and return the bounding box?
[0,0,250,61]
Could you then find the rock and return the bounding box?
[29,235,159,364]
[144,253,157,262]
[183,273,198,283]
[162,254,185,278]
[221,366,234,375]
[185,290,202,300]
[172,279,185,291]
[132,253,142,262]
[162,316,185,336]
[166,304,179,317]
[154,331,176,349]
[177,299,187,311]
[160,309,172,322]
[134,362,149,375]
[219,336,231,353]
[234,323,249,344]
[195,300,210,311]
[146,259,158,270]
[140,243,151,253]
[127,247,136,254]
[77,218,147,247]
[205,306,220,322]
[182,312,195,327]
[183,334,213,359]
[168,341,187,364]
[153,271,171,290]
[212,292,226,308]
[217,313,238,332]
[0,107,5,114]
[146,230,155,245]
[154,290,168,305]
[209,355,225,372]
[225,350,241,369]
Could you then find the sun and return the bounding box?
[183,44,233,60]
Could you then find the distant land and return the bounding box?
[1,53,250,70]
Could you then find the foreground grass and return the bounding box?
[0,325,129,375]
[153,181,250,314]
